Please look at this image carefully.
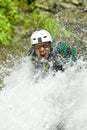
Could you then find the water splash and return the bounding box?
[0,56,87,130]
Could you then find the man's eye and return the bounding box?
[45,45,48,48]
[44,44,50,48]
[35,46,40,49]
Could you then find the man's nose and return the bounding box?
[40,46,45,51]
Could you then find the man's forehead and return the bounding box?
[34,42,50,46]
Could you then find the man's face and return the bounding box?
[33,42,51,60]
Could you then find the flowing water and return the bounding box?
[0,56,87,130]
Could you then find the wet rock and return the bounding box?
[35,0,87,11]
[60,2,76,8]
[59,0,81,8]
[83,0,87,11]
[63,0,80,5]
[0,55,6,61]
[71,0,81,5]
[35,0,57,10]
[0,79,3,89]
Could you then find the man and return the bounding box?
[29,30,76,72]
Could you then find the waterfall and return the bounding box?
[0,56,87,130]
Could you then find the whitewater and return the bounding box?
[0,56,87,130]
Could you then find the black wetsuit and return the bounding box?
[28,41,76,72]
[29,46,64,72]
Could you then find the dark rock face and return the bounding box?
[35,0,87,11]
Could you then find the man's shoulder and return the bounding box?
[51,41,77,61]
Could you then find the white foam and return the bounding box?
[0,57,87,130]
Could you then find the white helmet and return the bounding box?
[31,30,53,45]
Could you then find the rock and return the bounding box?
[0,79,3,89]
[64,0,70,3]
[71,0,80,5]
[35,0,87,11]
[83,0,87,11]
[60,2,76,8]
[60,0,81,5]
[35,0,57,10]
[84,6,87,11]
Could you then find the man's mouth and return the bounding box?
[40,53,46,57]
